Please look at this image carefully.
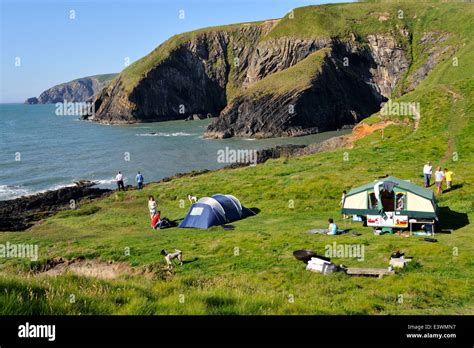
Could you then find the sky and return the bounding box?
[0,0,351,103]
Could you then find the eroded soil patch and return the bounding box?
[29,257,173,280]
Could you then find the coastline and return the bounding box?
[0,132,352,232]
[0,116,394,232]
[1,105,354,203]
[0,181,111,232]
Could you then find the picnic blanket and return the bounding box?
[306,229,350,235]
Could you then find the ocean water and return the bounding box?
[0,104,350,200]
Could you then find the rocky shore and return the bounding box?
[0,181,111,232]
[0,131,357,232]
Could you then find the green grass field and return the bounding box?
[0,1,473,315]
[1,76,472,314]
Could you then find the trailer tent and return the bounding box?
[342,176,438,227]
[179,194,253,229]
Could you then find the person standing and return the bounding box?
[444,168,454,190]
[115,171,125,191]
[340,190,348,219]
[434,167,444,195]
[136,171,144,190]
[423,161,433,187]
[148,196,157,219]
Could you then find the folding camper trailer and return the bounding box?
[341,176,438,232]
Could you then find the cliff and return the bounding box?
[89,2,471,137]
[89,22,277,123]
[205,34,409,138]
[25,74,117,104]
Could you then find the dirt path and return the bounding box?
[350,121,396,141]
[410,103,421,130]
[440,137,455,166]
[441,85,462,100]
[439,85,462,165]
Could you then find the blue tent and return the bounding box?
[179,195,253,229]
[211,194,242,222]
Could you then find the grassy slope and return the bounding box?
[265,1,473,96]
[55,73,118,87]
[0,2,473,315]
[111,1,472,99]
[119,21,265,93]
[266,1,473,40]
[240,49,329,98]
[91,74,119,83]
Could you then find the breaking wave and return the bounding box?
[0,185,32,201]
[136,132,194,137]
[94,178,117,185]
[0,182,76,201]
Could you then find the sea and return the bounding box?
[0,104,350,200]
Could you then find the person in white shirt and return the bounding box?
[340,190,348,219]
[148,196,157,218]
[434,167,444,194]
[423,161,432,188]
[115,171,125,191]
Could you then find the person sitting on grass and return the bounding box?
[328,218,338,235]
[151,211,162,230]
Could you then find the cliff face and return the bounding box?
[25,74,117,104]
[89,3,465,137]
[241,37,330,88]
[205,34,410,138]
[91,23,275,123]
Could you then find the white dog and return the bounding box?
[187,194,198,204]
[161,249,183,266]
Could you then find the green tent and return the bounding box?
[342,176,438,219]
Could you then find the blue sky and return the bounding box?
[0,0,350,102]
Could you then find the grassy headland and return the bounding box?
[0,80,472,314]
[0,1,472,315]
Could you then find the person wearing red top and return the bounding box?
[151,211,162,229]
